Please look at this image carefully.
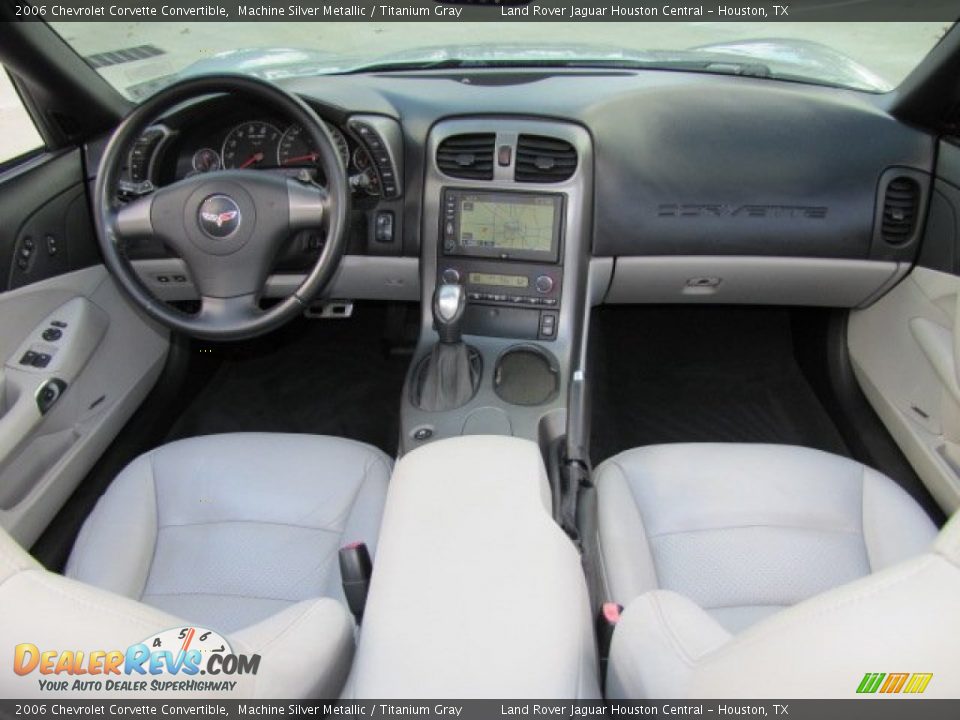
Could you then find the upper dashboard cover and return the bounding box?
[283,68,935,261]
[587,76,935,260]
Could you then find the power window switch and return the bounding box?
[20,351,38,366]
[32,353,53,368]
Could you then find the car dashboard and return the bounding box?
[84,67,935,322]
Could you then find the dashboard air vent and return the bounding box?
[515,135,577,183]
[881,176,921,245]
[436,134,495,180]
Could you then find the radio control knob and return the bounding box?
[535,275,554,294]
[441,268,461,285]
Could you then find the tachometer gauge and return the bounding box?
[278,123,350,168]
[192,147,220,173]
[221,122,281,169]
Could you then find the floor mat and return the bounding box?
[166,305,411,456]
[589,306,849,464]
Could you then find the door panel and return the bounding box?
[0,149,168,545]
[1,149,100,290]
[849,140,960,514]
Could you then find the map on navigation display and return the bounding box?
[459,197,556,252]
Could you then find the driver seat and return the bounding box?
[0,433,391,698]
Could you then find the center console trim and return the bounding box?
[401,117,594,454]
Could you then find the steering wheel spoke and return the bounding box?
[112,194,155,241]
[198,293,261,325]
[287,179,330,233]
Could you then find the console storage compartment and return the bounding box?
[343,435,599,698]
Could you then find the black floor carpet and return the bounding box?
[166,305,411,456]
[590,306,849,465]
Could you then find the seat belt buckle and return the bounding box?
[339,542,373,623]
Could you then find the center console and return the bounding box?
[342,435,599,698]
[401,119,593,453]
[439,189,564,341]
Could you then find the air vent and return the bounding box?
[436,134,495,180]
[881,177,921,245]
[515,135,577,183]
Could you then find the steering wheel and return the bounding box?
[93,75,349,341]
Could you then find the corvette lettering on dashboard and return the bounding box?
[657,204,829,219]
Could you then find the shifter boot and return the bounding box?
[414,342,481,411]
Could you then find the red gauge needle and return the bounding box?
[238,152,264,169]
[282,153,318,165]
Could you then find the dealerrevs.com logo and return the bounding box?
[13,627,260,693]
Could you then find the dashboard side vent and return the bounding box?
[515,135,577,183]
[881,176,921,245]
[436,134,495,180]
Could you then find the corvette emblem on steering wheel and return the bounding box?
[198,195,242,238]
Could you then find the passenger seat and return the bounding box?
[595,443,959,697]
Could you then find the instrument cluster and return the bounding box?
[171,118,381,195]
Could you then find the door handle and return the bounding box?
[0,375,45,469]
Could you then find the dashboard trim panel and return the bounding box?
[130,256,420,303]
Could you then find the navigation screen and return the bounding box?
[450,192,562,260]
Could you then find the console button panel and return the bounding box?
[438,259,562,342]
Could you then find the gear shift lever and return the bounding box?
[412,282,481,412]
[433,283,466,344]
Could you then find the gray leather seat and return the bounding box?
[596,443,956,698]
[53,432,391,696]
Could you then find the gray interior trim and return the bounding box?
[605,257,908,308]
[131,256,420,303]
[588,258,614,307]
[0,266,168,545]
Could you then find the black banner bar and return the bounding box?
[7,0,960,22]
[2,700,960,720]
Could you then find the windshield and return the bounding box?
[50,20,951,98]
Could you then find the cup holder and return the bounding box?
[494,345,560,406]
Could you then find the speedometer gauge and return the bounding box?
[278,123,350,168]
[221,122,281,169]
